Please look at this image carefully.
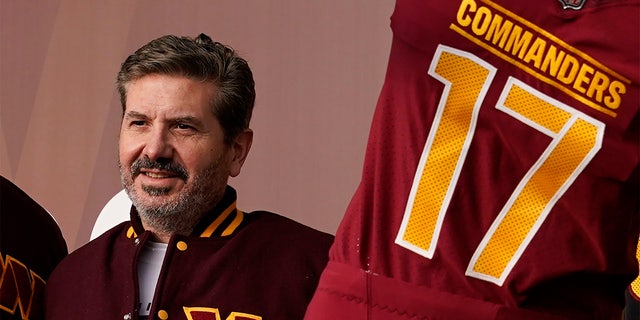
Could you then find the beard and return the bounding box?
[119,155,229,236]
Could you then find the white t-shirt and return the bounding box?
[137,241,168,318]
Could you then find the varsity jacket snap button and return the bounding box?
[176,241,188,251]
[158,310,169,319]
[123,313,132,320]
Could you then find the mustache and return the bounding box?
[131,157,189,180]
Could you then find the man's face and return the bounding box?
[118,74,232,220]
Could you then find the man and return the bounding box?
[305,1,639,319]
[0,175,68,320]
[45,33,333,320]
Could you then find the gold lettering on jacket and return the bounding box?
[183,306,262,320]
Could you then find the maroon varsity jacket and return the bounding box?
[44,186,333,320]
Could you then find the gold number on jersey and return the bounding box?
[395,45,604,286]
[394,46,496,259]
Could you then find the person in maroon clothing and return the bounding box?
[45,33,333,320]
[1,175,68,320]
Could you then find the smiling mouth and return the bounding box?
[142,171,177,179]
[131,156,189,181]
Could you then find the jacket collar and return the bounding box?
[128,186,244,239]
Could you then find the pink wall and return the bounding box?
[0,1,394,250]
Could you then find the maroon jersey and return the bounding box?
[45,186,333,320]
[306,0,639,319]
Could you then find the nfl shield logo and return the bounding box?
[558,0,587,10]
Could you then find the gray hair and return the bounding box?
[116,33,255,144]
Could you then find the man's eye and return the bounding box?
[131,120,146,127]
[176,123,194,130]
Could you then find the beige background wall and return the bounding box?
[0,1,394,250]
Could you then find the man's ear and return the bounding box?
[229,129,253,177]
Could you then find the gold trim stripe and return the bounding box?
[199,202,236,237]
[221,210,244,237]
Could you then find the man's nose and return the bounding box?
[143,127,173,161]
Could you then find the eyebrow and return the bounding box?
[123,110,149,120]
[172,116,204,128]
[124,111,205,128]
[173,116,199,123]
